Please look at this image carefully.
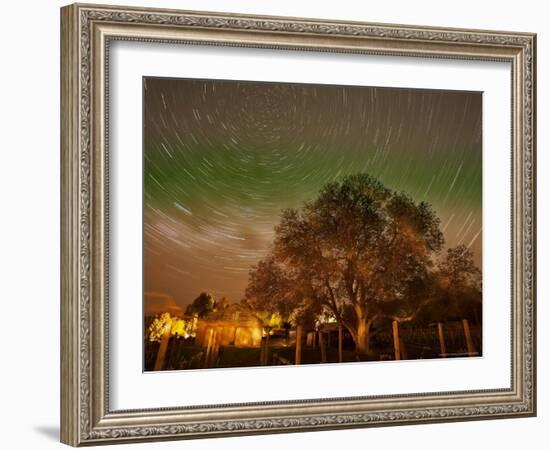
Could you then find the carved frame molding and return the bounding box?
[61,3,536,446]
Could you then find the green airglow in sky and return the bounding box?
[143,77,482,308]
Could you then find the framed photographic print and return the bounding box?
[60,3,536,446]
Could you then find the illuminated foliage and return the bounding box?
[147,312,198,342]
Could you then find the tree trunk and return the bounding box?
[352,317,373,358]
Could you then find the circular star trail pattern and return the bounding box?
[143,77,482,308]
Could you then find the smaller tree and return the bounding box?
[419,245,482,323]
[185,292,216,318]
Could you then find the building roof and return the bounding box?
[200,303,261,326]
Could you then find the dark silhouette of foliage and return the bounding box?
[185,292,216,318]
[245,257,322,329]
[418,245,482,324]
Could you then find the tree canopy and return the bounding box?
[245,173,480,357]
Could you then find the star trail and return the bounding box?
[143,77,482,309]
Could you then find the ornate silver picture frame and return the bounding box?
[60,3,536,446]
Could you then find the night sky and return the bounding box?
[143,77,482,310]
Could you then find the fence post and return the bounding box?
[319,331,327,363]
[399,337,408,360]
[153,331,170,371]
[437,322,447,357]
[209,330,220,368]
[392,320,401,361]
[260,334,270,366]
[338,324,343,363]
[170,336,183,369]
[259,337,265,365]
[295,325,302,365]
[265,333,270,365]
[462,319,475,355]
[203,328,214,368]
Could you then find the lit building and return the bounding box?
[195,303,263,348]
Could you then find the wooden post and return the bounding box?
[399,338,408,360]
[392,320,401,361]
[209,330,220,368]
[260,337,266,365]
[319,331,327,363]
[265,333,270,365]
[462,319,475,355]
[260,334,270,366]
[171,336,183,369]
[295,325,302,365]
[338,324,343,363]
[207,330,214,368]
[203,328,214,368]
[153,331,170,371]
[437,322,447,357]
